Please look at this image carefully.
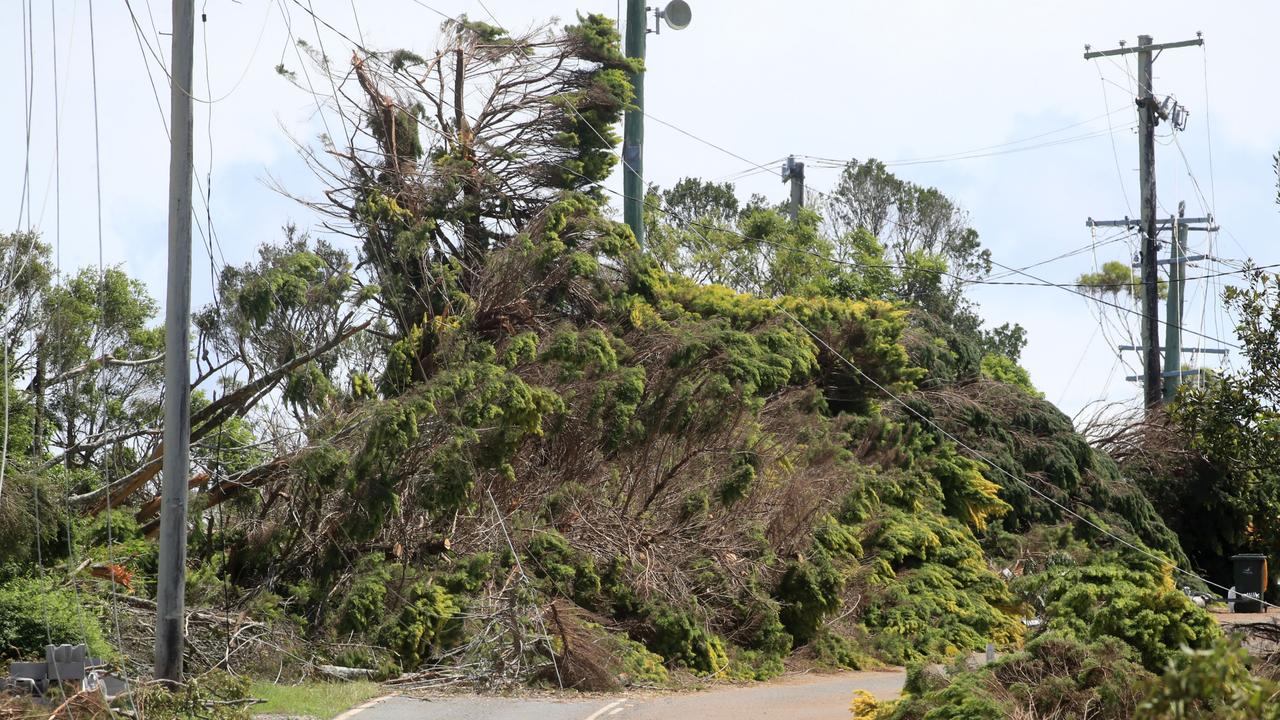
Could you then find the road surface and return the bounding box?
[347,670,905,720]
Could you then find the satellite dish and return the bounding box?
[661,0,692,30]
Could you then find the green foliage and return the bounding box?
[380,580,458,669]
[825,158,991,329]
[1077,260,1166,300]
[614,634,669,686]
[0,474,65,570]
[890,633,1149,720]
[542,326,622,378]
[777,547,847,645]
[335,554,458,670]
[526,531,603,605]
[196,230,358,399]
[646,605,729,675]
[337,554,393,635]
[1016,551,1219,672]
[0,576,111,661]
[929,445,1010,532]
[861,508,1021,664]
[1137,637,1280,719]
[298,445,351,490]
[811,627,876,670]
[978,353,1041,398]
[719,450,759,506]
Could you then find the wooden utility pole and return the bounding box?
[155,0,195,684]
[1084,33,1203,409]
[1135,35,1160,409]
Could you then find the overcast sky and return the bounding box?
[4,1,1278,423]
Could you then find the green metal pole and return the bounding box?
[623,0,646,247]
[1162,212,1185,402]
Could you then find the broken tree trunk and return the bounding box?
[72,320,368,514]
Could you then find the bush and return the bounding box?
[0,576,111,661]
[889,633,1149,720]
[1017,551,1219,671]
[379,580,458,669]
[1137,637,1280,719]
[812,628,876,670]
[645,605,728,675]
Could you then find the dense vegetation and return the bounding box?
[1,9,1277,719]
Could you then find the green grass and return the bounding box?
[250,680,383,719]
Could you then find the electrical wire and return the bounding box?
[798,124,1141,170]
[16,0,36,231]
[124,0,227,282]
[93,0,140,684]
[124,0,274,104]
[1055,322,1100,408]
[984,228,1131,281]
[644,110,785,177]
[796,107,1131,167]
[801,123,1138,169]
[1095,62,1134,218]
[50,1,62,280]
[1200,45,1218,215]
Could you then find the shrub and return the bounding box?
[777,549,845,645]
[1137,637,1280,719]
[1018,551,1219,671]
[0,576,111,661]
[379,580,458,669]
[646,605,728,675]
[889,633,1149,720]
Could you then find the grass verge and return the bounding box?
[250,680,383,719]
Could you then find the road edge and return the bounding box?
[332,692,399,720]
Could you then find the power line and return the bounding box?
[88,2,137,705]
[1095,62,1134,217]
[124,0,274,104]
[976,262,1280,289]
[16,0,36,231]
[985,228,1131,281]
[800,122,1137,169]
[50,1,62,276]
[798,107,1132,167]
[1200,45,1218,215]
[124,0,228,281]
[644,110,782,177]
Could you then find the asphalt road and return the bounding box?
[348,671,905,720]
